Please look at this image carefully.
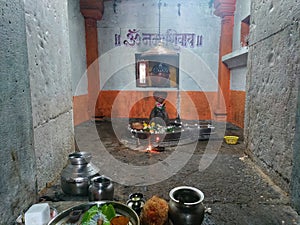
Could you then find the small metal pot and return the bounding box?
[88,175,114,201]
[61,152,99,196]
[126,193,145,216]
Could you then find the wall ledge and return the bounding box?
[222,46,248,69]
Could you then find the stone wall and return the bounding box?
[0,1,37,224]
[25,0,74,191]
[245,0,300,194]
[291,83,300,213]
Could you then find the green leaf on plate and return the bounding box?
[81,205,99,224]
[101,204,116,221]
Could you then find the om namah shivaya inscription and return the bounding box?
[115,29,203,48]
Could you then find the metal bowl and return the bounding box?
[47,201,140,225]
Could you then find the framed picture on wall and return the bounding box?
[136,60,149,87]
[135,53,179,88]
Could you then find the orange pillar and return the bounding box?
[80,0,104,119]
[213,0,236,122]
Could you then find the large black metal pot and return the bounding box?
[169,186,205,225]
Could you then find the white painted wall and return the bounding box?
[233,0,251,51]
[229,0,251,91]
[68,0,88,96]
[231,67,247,91]
[97,0,221,92]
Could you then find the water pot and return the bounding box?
[88,175,114,201]
[169,186,205,225]
[61,152,100,196]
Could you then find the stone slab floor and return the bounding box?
[42,121,300,225]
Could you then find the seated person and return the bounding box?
[149,91,169,126]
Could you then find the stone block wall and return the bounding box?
[291,83,300,213]
[245,0,300,193]
[25,0,74,191]
[0,1,37,224]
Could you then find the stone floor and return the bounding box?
[42,120,300,225]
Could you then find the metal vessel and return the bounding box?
[88,175,114,201]
[126,193,145,216]
[60,152,100,196]
[47,201,140,225]
[169,186,205,225]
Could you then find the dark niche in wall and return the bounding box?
[135,53,179,88]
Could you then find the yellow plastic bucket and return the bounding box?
[224,136,239,145]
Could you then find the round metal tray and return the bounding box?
[48,201,140,225]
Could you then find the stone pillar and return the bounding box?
[80,0,104,118]
[213,0,236,121]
